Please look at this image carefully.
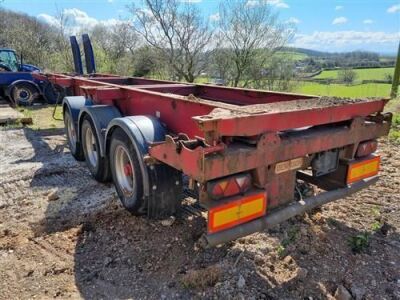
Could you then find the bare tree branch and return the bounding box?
[218,0,294,87]
[128,0,213,82]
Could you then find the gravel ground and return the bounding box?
[0,128,399,299]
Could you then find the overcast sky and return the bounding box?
[2,0,400,53]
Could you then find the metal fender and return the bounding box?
[78,105,122,157]
[62,96,93,129]
[5,79,41,98]
[105,116,168,197]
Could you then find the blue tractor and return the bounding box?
[0,48,55,106]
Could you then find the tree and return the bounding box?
[0,8,61,70]
[384,72,393,83]
[209,47,232,81]
[132,46,169,78]
[217,0,293,87]
[90,23,140,74]
[129,0,213,82]
[338,68,357,85]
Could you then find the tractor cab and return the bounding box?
[0,48,41,73]
[0,49,19,72]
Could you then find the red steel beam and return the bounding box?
[194,99,388,142]
[149,117,391,182]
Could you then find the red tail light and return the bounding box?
[356,140,377,158]
[208,173,252,200]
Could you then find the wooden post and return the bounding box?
[390,41,400,99]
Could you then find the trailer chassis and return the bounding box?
[39,72,392,246]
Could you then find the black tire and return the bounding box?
[109,128,146,215]
[64,109,85,161]
[81,115,110,182]
[11,83,39,106]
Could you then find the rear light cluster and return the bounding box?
[207,173,252,200]
[356,140,377,158]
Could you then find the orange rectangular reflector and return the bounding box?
[347,156,380,184]
[208,193,267,234]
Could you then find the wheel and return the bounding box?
[109,128,146,215]
[11,83,39,106]
[64,109,84,161]
[81,115,110,182]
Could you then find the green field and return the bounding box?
[314,67,394,81]
[274,51,308,61]
[294,82,391,98]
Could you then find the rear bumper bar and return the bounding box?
[200,176,379,248]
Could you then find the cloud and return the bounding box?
[245,0,289,8]
[38,8,121,34]
[37,13,60,27]
[246,0,258,7]
[291,30,400,51]
[387,4,400,13]
[286,17,300,24]
[107,0,114,3]
[209,13,220,22]
[269,0,289,8]
[332,17,348,25]
[335,5,343,10]
[363,19,374,24]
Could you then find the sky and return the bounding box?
[1,0,400,54]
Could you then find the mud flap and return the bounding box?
[106,115,183,219]
[147,164,183,219]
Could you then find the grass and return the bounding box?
[17,104,64,130]
[389,113,400,142]
[276,225,300,258]
[385,99,400,143]
[274,51,308,61]
[348,232,370,253]
[195,76,210,84]
[294,82,391,98]
[314,67,394,81]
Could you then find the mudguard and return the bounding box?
[5,79,41,99]
[106,116,182,218]
[62,96,93,128]
[78,105,121,157]
[105,116,168,198]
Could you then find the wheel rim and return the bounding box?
[114,144,136,197]
[19,90,29,100]
[65,114,77,153]
[84,125,98,167]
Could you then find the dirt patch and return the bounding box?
[181,265,221,289]
[0,128,399,299]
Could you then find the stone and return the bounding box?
[237,275,246,289]
[161,216,175,226]
[47,189,59,201]
[334,285,352,300]
[297,267,308,280]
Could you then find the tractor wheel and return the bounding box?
[81,115,110,182]
[64,109,85,161]
[109,128,146,215]
[11,83,39,106]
